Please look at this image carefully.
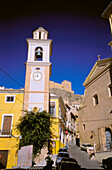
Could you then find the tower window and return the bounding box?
[93,94,98,106]
[83,124,85,131]
[35,47,43,61]
[39,32,41,39]
[108,84,112,97]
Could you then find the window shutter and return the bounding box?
[2,116,12,135]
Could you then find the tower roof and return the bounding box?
[33,27,48,39]
[33,27,48,34]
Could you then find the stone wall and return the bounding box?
[50,88,83,105]
[50,80,74,94]
[79,63,112,151]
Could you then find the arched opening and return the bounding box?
[105,128,112,151]
[93,94,99,105]
[35,47,43,61]
[33,106,39,113]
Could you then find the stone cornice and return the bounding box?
[84,58,112,86]
[108,41,112,47]
[84,58,112,85]
[26,39,52,46]
[25,61,51,66]
[24,90,49,93]
[84,61,112,87]
[0,89,24,93]
[101,2,112,19]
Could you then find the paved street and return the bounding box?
[36,145,105,169]
[69,145,104,169]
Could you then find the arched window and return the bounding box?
[33,106,39,113]
[33,107,38,112]
[93,94,98,106]
[105,128,112,151]
[35,47,43,61]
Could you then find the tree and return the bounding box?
[16,110,52,157]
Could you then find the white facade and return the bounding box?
[24,27,52,112]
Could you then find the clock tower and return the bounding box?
[23,27,52,113]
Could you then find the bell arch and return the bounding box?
[35,47,43,61]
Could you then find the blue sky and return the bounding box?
[0,1,111,95]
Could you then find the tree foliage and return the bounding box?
[16,110,52,157]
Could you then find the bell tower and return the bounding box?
[23,27,52,113]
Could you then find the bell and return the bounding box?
[37,52,41,56]
[35,47,42,60]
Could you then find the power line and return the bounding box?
[0,67,33,110]
[3,87,32,111]
[0,67,24,88]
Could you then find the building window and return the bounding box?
[1,115,13,135]
[49,102,56,116]
[109,68,112,83]
[83,124,85,131]
[35,47,43,61]
[5,95,15,103]
[93,94,98,106]
[108,84,112,97]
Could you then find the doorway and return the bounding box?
[0,150,8,168]
[105,128,112,151]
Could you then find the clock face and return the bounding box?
[33,71,43,81]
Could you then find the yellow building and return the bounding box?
[0,87,67,168]
[50,94,66,155]
[0,87,24,169]
[0,27,69,168]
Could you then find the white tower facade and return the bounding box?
[23,27,52,112]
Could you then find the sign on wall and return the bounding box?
[17,145,33,167]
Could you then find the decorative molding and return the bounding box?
[84,59,112,87]
[25,62,51,66]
